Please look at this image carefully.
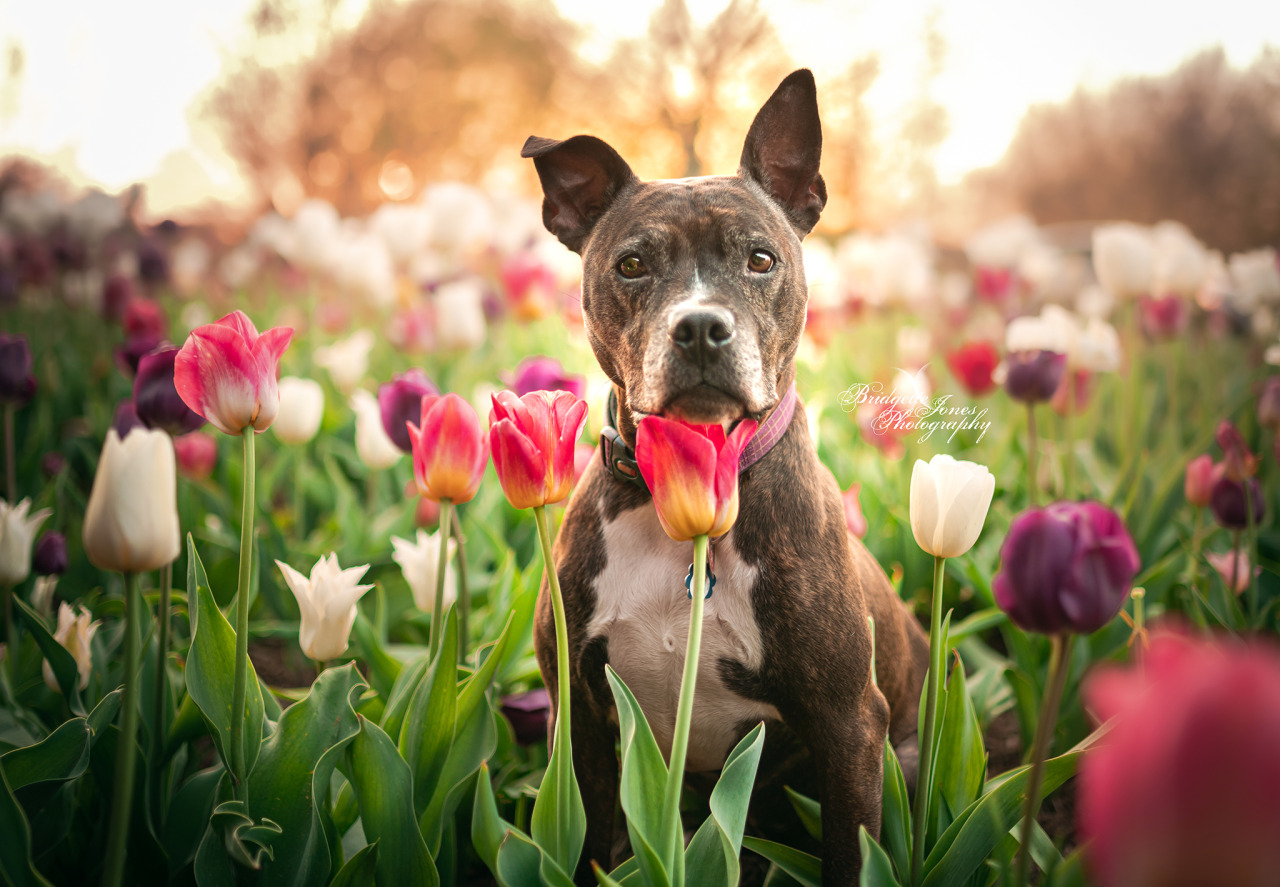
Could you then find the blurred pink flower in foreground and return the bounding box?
[842,483,868,539]
[1080,633,1280,887]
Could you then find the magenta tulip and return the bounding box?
[488,389,588,510]
[378,368,439,452]
[508,357,587,401]
[174,310,293,435]
[134,346,205,435]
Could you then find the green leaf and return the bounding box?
[1045,847,1089,887]
[252,663,366,886]
[12,596,85,716]
[858,826,903,887]
[350,609,402,701]
[379,654,432,741]
[194,796,283,882]
[346,715,438,887]
[0,765,53,886]
[471,763,515,880]
[163,766,224,873]
[604,665,666,886]
[930,656,987,844]
[400,608,458,820]
[498,828,579,887]
[1,717,91,790]
[881,739,912,882]
[784,786,822,841]
[742,836,821,887]
[184,534,266,785]
[685,722,766,886]
[328,841,378,887]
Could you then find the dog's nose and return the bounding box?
[670,307,735,364]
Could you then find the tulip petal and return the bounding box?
[413,393,487,503]
[637,416,718,541]
[490,420,548,509]
[909,459,941,556]
[175,323,259,435]
[217,310,260,344]
[935,467,995,557]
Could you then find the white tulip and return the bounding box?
[332,232,397,309]
[273,377,325,445]
[83,429,180,573]
[910,454,995,558]
[1073,319,1122,373]
[276,553,373,662]
[1092,223,1153,300]
[435,278,487,351]
[1229,249,1280,311]
[286,199,341,274]
[43,602,99,692]
[964,215,1040,269]
[1006,313,1069,354]
[390,530,457,613]
[0,498,52,586]
[1151,221,1207,298]
[315,330,375,394]
[370,202,433,267]
[350,390,402,470]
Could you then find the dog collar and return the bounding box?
[600,383,799,489]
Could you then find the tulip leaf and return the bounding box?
[328,841,378,887]
[345,715,438,887]
[162,766,224,873]
[12,595,85,716]
[604,665,666,886]
[881,738,913,881]
[496,827,578,887]
[741,836,822,887]
[249,663,366,886]
[400,607,458,820]
[785,786,822,841]
[194,797,283,882]
[379,653,432,741]
[471,763,515,880]
[929,656,987,844]
[685,721,766,887]
[0,765,54,887]
[350,609,401,701]
[858,826,903,887]
[1,716,91,791]
[184,535,266,787]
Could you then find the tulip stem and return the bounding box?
[429,500,453,661]
[229,427,256,806]
[452,511,470,664]
[1013,633,1074,887]
[533,505,575,867]
[1026,404,1039,506]
[150,561,173,828]
[1063,374,1075,499]
[103,571,141,887]
[911,554,947,887]
[294,447,306,541]
[3,404,14,503]
[1244,481,1259,623]
[1186,510,1206,628]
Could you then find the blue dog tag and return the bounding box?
[685,562,715,600]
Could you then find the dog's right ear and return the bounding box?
[521,135,638,254]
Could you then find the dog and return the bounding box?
[522,69,930,886]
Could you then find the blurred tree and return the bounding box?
[985,47,1280,253]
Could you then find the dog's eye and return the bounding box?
[617,255,648,279]
[747,250,776,273]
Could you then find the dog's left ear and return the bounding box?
[739,69,827,236]
[521,135,639,254]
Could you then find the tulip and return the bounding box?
[407,393,487,505]
[112,399,145,439]
[134,346,206,436]
[0,497,52,586]
[635,417,758,542]
[1205,548,1259,595]
[508,356,587,401]
[314,330,375,394]
[1185,455,1216,507]
[102,274,136,321]
[1216,420,1258,481]
[82,428,181,574]
[1071,319,1122,373]
[946,341,1000,396]
[273,376,324,445]
[1003,350,1067,404]
[173,431,218,480]
[1080,633,1280,887]
[43,602,99,692]
[174,309,294,435]
[32,532,67,576]
[390,529,457,612]
[488,390,588,510]
[0,334,36,407]
[1258,377,1280,430]
[1092,223,1153,300]
[1138,295,1189,340]
[378,368,438,452]
[500,687,552,746]
[275,554,373,662]
[115,332,163,378]
[123,298,166,340]
[414,493,441,529]
[909,454,996,558]
[434,278,487,351]
[842,483,868,539]
[351,390,402,470]
[1210,476,1265,530]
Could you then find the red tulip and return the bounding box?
[1184,455,1217,507]
[123,297,166,340]
[174,310,293,435]
[635,416,758,541]
[946,341,1000,396]
[1138,294,1189,340]
[488,390,588,510]
[407,393,487,504]
[1080,633,1280,887]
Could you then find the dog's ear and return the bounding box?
[739,69,827,236]
[521,135,638,254]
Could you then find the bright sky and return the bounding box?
[0,0,1274,216]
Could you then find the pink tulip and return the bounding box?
[173,431,219,481]
[488,390,588,510]
[1184,454,1217,508]
[407,393,487,504]
[174,310,293,435]
[842,482,868,539]
[1205,549,1259,595]
[635,416,758,541]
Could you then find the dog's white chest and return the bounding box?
[588,505,780,772]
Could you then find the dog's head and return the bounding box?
[522,69,826,428]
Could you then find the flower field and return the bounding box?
[2,183,1280,887]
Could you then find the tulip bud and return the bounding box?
[1210,476,1265,530]
[500,687,552,746]
[994,501,1140,635]
[273,376,324,445]
[275,554,373,662]
[0,498,52,586]
[43,602,99,692]
[407,393,488,504]
[82,428,181,573]
[32,532,68,576]
[1216,421,1258,481]
[173,431,218,480]
[174,310,293,435]
[1205,549,1259,595]
[508,357,587,400]
[378,369,439,452]
[1004,350,1067,404]
[115,332,163,378]
[909,454,995,558]
[946,341,1000,397]
[112,399,145,439]
[390,529,457,612]
[488,390,588,510]
[0,334,36,407]
[843,483,868,539]
[351,390,402,470]
[134,346,205,436]
[1184,455,1217,508]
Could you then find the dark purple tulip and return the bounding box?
[378,369,439,452]
[500,688,551,746]
[102,273,137,321]
[1211,476,1266,530]
[509,356,587,401]
[112,399,144,439]
[33,532,68,576]
[115,333,163,378]
[0,333,36,406]
[994,500,1141,635]
[134,346,204,435]
[1004,350,1067,404]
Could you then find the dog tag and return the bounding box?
[685,562,715,600]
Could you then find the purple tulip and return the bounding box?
[115,333,163,378]
[1211,476,1265,530]
[112,399,144,439]
[1004,350,1067,404]
[994,501,1141,635]
[0,333,36,406]
[508,356,587,401]
[378,369,439,452]
[134,346,205,435]
[33,532,68,576]
[500,687,551,746]
[102,273,137,321]
[41,452,66,478]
